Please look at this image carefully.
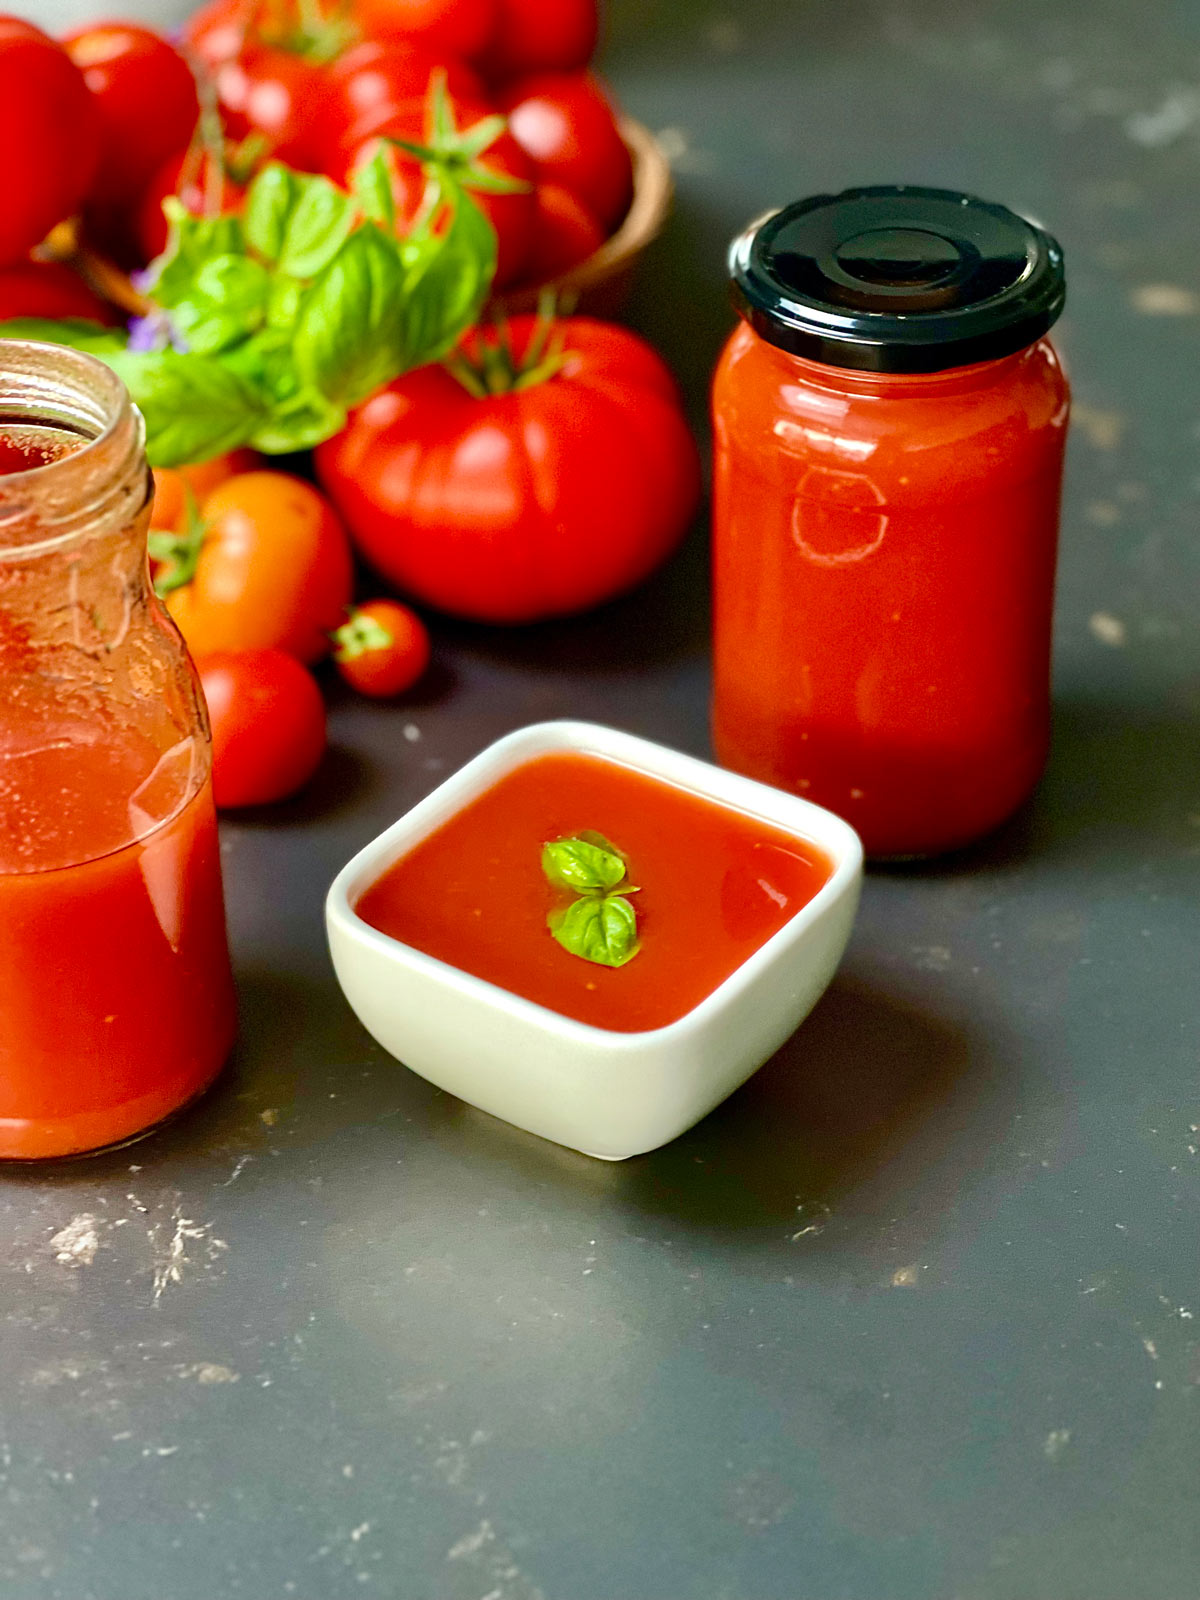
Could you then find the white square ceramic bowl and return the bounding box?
[326,721,863,1160]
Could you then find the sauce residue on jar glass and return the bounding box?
[353,751,833,1032]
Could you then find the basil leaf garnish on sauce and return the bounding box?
[551,895,639,968]
[542,833,640,968]
[541,834,628,894]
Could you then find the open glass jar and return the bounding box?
[0,341,236,1158]
[712,186,1070,858]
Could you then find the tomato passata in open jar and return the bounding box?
[712,186,1069,857]
[0,341,236,1158]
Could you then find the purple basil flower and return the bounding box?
[126,311,189,355]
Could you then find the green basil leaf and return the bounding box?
[170,254,273,354]
[151,206,245,309]
[542,835,628,894]
[550,895,640,968]
[399,181,495,369]
[249,387,347,455]
[352,147,397,232]
[294,223,410,407]
[277,174,358,279]
[109,350,267,467]
[242,163,301,263]
[0,318,128,356]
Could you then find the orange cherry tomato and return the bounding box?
[151,450,261,534]
[333,599,431,697]
[155,471,354,664]
[198,649,327,809]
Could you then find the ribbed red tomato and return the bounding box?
[524,181,605,280]
[497,71,631,229]
[485,0,597,81]
[315,316,701,623]
[0,19,99,266]
[64,23,199,209]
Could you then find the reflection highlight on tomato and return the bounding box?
[316,314,701,623]
[498,70,632,229]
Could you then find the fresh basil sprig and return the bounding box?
[543,833,641,968]
[0,89,499,468]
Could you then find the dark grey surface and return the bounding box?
[5,2,1200,1597]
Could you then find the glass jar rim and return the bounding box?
[0,339,147,557]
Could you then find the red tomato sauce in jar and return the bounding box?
[0,736,236,1159]
[712,186,1069,858]
[354,752,833,1032]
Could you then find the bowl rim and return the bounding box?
[326,720,863,1051]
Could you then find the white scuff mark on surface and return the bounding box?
[1143,1338,1159,1359]
[151,1210,228,1304]
[1125,88,1200,146]
[1073,404,1124,451]
[1089,611,1128,648]
[891,1265,919,1287]
[402,722,422,742]
[350,1522,370,1543]
[260,1107,280,1126]
[50,1215,104,1266]
[178,1363,239,1385]
[910,944,952,971]
[1044,1428,1071,1459]
[222,1155,252,1187]
[1131,283,1198,316]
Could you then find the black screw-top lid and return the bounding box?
[729,185,1065,373]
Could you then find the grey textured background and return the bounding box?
[4,2,1200,1598]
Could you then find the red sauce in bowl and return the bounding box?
[354,751,833,1033]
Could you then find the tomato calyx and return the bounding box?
[444,292,568,397]
[148,489,208,594]
[332,606,394,660]
[386,79,530,204]
[223,0,360,65]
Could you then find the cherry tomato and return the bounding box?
[183,0,251,70]
[497,71,631,229]
[0,19,99,266]
[64,24,199,211]
[523,181,604,281]
[135,146,250,263]
[335,98,534,288]
[306,38,483,160]
[333,599,431,697]
[315,316,701,623]
[198,649,327,809]
[0,260,116,324]
[151,450,262,535]
[350,0,497,61]
[485,0,597,82]
[158,471,354,663]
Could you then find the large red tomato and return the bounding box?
[524,181,604,281]
[0,261,115,325]
[498,71,632,229]
[63,24,199,210]
[333,97,534,288]
[484,0,597,82]
[0,20,99,266]
[350,0,497,61]
[304,37,482,160]
[315,316,700,623]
